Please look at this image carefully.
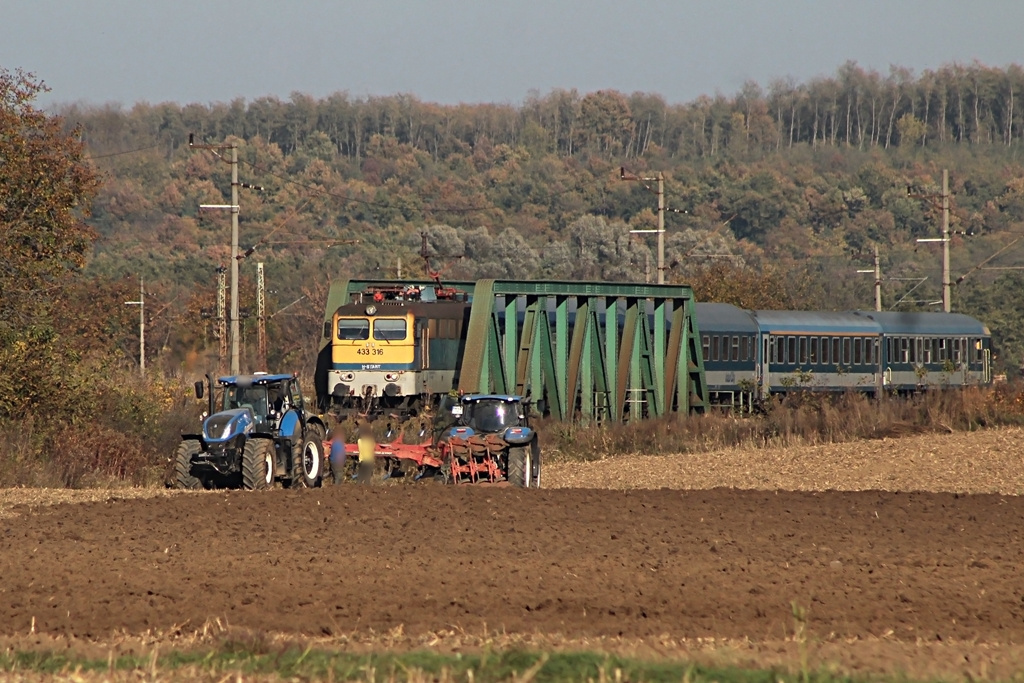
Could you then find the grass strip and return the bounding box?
[1,646,875,682]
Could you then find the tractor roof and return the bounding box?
[461,394,524,403]
[218,373,294,386]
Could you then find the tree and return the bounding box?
[0,68,100,418]
[0,70,100,323]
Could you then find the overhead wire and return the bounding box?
[85,143,162,160]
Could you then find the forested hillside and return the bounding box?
[59,61,1024,374]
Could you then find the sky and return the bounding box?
[2,0,1022,108]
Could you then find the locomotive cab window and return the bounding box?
[338,318,370,340]
[373,319,407,341]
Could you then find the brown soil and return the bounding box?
[3,429,1024,679]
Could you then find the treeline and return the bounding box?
[73,61,1024,162]
[52,61,1024,375]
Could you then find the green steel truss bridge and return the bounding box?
[316,279,708,422]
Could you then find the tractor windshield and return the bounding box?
[465,399,520,433]
[224,385,269,418]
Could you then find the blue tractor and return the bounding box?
[442,394,542,487]
[174,373,329,490]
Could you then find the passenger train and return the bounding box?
[319,284,993,417]
[699,303,992,410]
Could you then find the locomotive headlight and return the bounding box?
[384,372,399,382]
[340,372,355,382]
[365,305,377,316]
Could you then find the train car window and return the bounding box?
[952,338,962,363]
[937,338,946,361]
[809,337,818,364]
[787,336,796,365]
[842,337,851,365]
[865,338,873,365]
[821,337,830,364]
[337,318,370,340]
[922,339,932,364]
[832,338,841,365]
[974,339,983,362]
[773,336,784,364]
[711,336,719,362]
[373,319,408,341]
[731,336,740,361]
[798,337,807,364]
[854,338,862,365]
[740,336,748,361]
[702,335,710,362]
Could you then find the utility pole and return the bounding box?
[912,168,952,313]
[192,134,241,374]
[942,169,951,313]
[857,245,883,311]
[257,262,267,370]
[621,168,666,284]
[124,276,145,377]
[657,172,665,285]
[217,266,227,375]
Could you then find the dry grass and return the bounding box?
[544,427,1024,494]
[541,384,1024,463]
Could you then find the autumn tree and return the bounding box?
[0,69,100,417]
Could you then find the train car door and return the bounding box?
[761,335,771,399]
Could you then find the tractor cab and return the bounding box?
[455,395,526,434]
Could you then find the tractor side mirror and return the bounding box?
[194,381,204,399]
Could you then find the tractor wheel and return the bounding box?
[293,433,324,488]
[309,421,328,443]
[507,446,531,488]
[242,439,274,490]
[173,440,203,490]
[530,438,542,489]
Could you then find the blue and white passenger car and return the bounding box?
[696,304,992,408]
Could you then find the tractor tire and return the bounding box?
[293,433,324,488]
[531,439,542,489]
[309,421,328,443]
[507,446,531,488]
[173,440,203,490]
[241,439,274,490]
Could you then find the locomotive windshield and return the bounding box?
[337,318,370,340]
[465,399,520,432]
[373,319,408,341]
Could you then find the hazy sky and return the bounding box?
[2,1,1021,108]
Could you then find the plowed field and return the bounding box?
[2,428,1024,679]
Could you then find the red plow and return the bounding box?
[326,432,522,485]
